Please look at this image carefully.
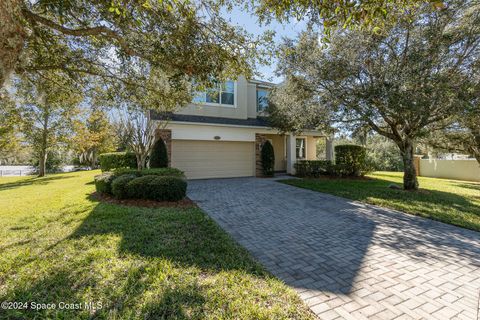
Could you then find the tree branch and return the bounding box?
[21,9,138,57]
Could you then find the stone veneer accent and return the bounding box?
[255,133,267,177]
[155,129,172,167]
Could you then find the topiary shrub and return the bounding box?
[334,144,369,176]
[149,138,168,168]
[94,172,115,194]
[113,167,184,178]
[126,175,158,199]
[148,176,187,201]
[261,140,275,176]
[111,174,137,199]
[99,152,137,171]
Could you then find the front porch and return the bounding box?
[255,133,334,177]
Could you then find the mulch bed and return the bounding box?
[91,192,197,208]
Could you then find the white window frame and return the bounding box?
[192,81,237,108]
[295,137,307,160]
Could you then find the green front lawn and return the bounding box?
[281,172,480,232]
[0,171,312,319]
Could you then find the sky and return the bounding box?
[223,6,308,83]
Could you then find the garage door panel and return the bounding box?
[171,140,254,179]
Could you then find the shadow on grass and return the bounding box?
[456,182,480,192]
[65,199,267,273]
[282,175,480,232]
[0,261,207,319]
[0,175,75,191]
[0,198,268,319]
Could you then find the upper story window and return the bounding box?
[257,88,269,112]
[192,81,235,107]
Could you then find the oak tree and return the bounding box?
[270,1,479,189]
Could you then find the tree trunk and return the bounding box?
[473,130,480,165]
[38,150,47,177]
[91,152,98,169]
[0,0,26,88]
[399,139,419,190]
[38,111,49,177]
[136,153,146,170]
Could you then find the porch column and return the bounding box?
[286,134,296,175]
[326,136,334,161]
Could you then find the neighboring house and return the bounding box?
[150,76,332,179]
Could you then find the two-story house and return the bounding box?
[150,76,333,179]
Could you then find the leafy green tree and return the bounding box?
[17,72,83,176]
[150,139,168,168]
[115,108,156,171]
[270,1,479,190]
[1,0,269,99]
[254,0,444,36]
[72,108,116,168]
[366,135,404,172]
[426,68,480,163]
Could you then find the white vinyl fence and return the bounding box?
[0,165,77,177]
[419,159,480,182]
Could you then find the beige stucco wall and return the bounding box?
[176,76,249,119]
[247,83,257,118]
[306,136,318,160]
[419,159,480,182]
[266,134,286,171]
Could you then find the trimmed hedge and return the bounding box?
[261,141,275,176]
[113,167,185,178]
[111,174,137,199]
[126,175,187,201]
[334,144,368,177]
[294,160,335,177]
[126,175,158,199]
[94,172,115,194]
[99,152,137,171]
[150,138,168,168]
[148,176,187,201]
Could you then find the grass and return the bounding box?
[0,171,312,319]
[281,172,480,232]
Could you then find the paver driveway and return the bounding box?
[188,177,480,320]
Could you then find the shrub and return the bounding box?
[94,172,115,194]
[126,175,158,199]
[334,144,369,176]
[149,138,168,168]
[261,140,275,176]
[99,152,137,171]
[111,174,137,199]
[148,176,187,201]
[295,160,334,177]
[126,175,187,201]
[113,167,184,178]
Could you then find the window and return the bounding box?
[296,138,306,159]
[257,88,269,112]
[192,81,235,106]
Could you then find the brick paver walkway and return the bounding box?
[188,177,480,320]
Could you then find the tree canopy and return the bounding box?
[253,0,444,36]
[270,0,480,189]
[17,71,83,176]
[1,0,271,103]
